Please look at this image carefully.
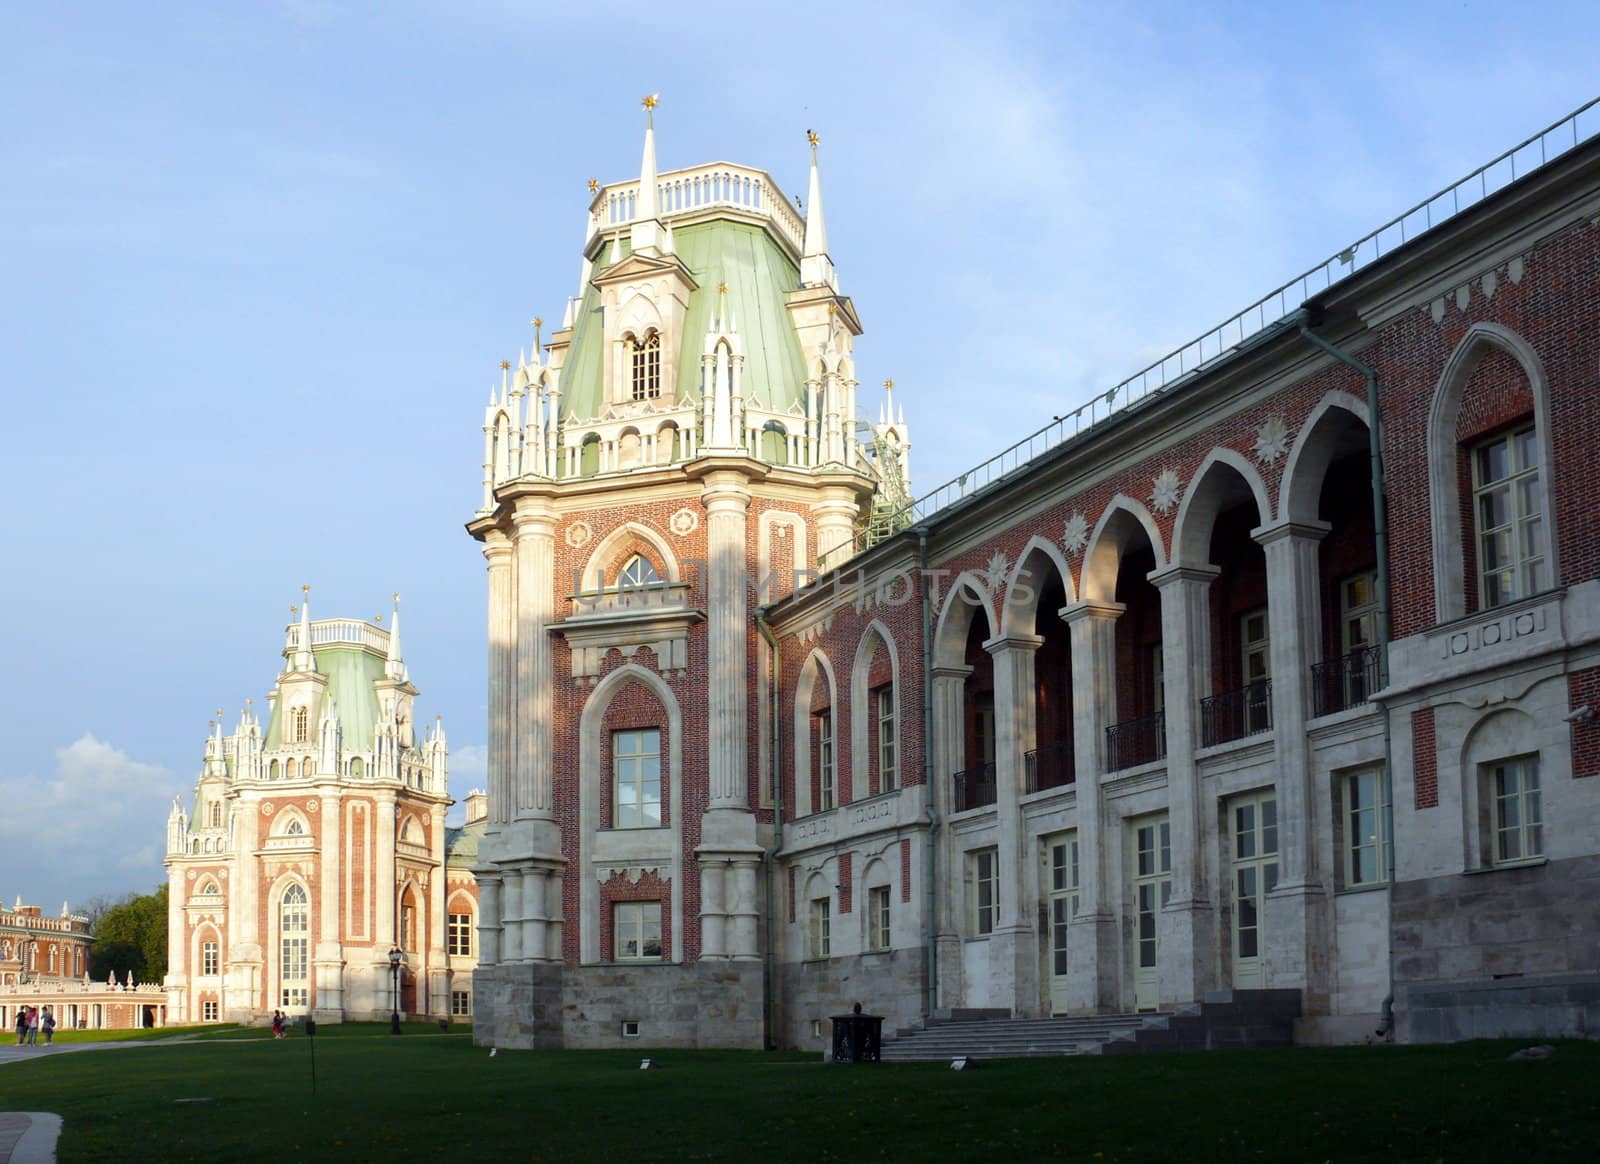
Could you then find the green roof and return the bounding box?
[560,220,807,423]
[262,646,389,749]
[446,819,487,868]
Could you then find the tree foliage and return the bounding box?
[89,885,167,984]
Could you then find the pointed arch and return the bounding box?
[1427,322,1557,622]
[850,620,903,797]
[1081,496,1165,604]
[1172,449,1271,566]
[1279,391,1371,524]
[795,647,840,815]
[271,808,310,839]
[932,572,998,670]
[581,521,681,591]
[1001,535,1078,636]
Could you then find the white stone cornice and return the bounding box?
[982,632,1046,655]
[1060,599,1126,624]
[1250,518,1331,547]
[1145,563,1221,589]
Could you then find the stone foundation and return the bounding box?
[778,949,927,1052]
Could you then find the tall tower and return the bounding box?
[466,105,910,1048]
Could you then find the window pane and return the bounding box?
[1477,439,1508,483]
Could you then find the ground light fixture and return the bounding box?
[950,1056,975,1070]
[388,947,403,1035]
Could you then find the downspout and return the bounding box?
[756,608,783,1050]
[1297,321,1398,1037]
[916,528,940,1019]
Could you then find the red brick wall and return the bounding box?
[1569,667,1600,778]
[1453,345,1536,614]
[1413,708,1439,809]
[838,852,853,915]
[901,838,913,903]
[597,870,672,962]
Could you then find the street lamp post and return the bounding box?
[388,947,402,1035]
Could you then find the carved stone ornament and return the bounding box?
[983,552,1010,592]
[565,520,593,548]
[1252,416,1290,466]
[261,803,274,815]
[1063,511,1089,557]
[669,507,700,537]
[1151,469,1182,515]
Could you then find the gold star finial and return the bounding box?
[587,177,598,194]
[374,614,383,624]
[289,605,298,616]
[393,592,400,605]
[500,360,510,371]
[884,378,894,390]
[641,93,659,111]
[717,282,727,295]
[807,128,819,150]
[532,316,543,329]
[302,583,310,594]
[216,708,223,720]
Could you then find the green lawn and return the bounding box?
[5,1034,1598,1162]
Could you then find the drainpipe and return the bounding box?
[1297,321,1398,1037]
[916,528,940,1019]
[756,608,783,1050]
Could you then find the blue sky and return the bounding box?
[2,1,1595,907]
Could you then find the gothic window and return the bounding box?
[875,684,897,794]
[208,801,222,829]
[816,709,835,811]
[613,729,662,828]
[761,422,789,465]
[197,880,219,896]
[350,756,364,777]
[292,706,309,743]
[630,332,661,401]
[618,555,661,588]
[580,433,601,478]
[284,758,298,780]
[1473,426,1545,608]
[269,759,280,780]
[279,884,309,1009]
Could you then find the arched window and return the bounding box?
[208,801,222,829]
[292,706,309,743]
[580,433,601,478]
[1472,425,1545,608]
[198,880,219,896]
[399,817,420,844]
[761,421,789,466]
[284,757,298,780]
[631,332,661,400]
[349,756,364,778]
[279,884,309,1009]
[268,758,280,780]
[618,555,661,588]
[285,818,305,836]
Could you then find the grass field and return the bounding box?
[5,1030,1599,1162]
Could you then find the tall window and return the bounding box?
[1474,427,1545,608]
[967,847,998,935]
[808,897,831,959]
[201,940,219,976]
[630,333,661,400]
[292,706,309,743]
[1341,769,1387,888]
[279,884,309,1009]
[614,902,662,961]
[208,801,222,829]
[202,1000,218,1022]
[875,685,897,793]
[448,913,473,957]
[816,709,835,811]
[1240,609,1271,732]
[617,555,661,588]
[451,991,472,1017]
[1490,757,1542,864]
[867,885,891,952]
[613,729,662,828]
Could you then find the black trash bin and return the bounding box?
[829,1002,883,1063]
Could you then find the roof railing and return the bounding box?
[883,96,1600,533]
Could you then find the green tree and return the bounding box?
[89,885,168,983]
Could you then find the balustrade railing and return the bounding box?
[952,762,997,812]
[1105,710,1166,772]
[1200,681,1273,747]
[285,619,389,654]
[1024,739,1076,793]
[594,162,805,254]
[1311,646,1382,717]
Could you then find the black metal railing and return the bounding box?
[1200,681,1273,747]
[952,763,997,812]
[1025,740,1076,793]
[1105,710,1166,772]
[1311,646,1382,717]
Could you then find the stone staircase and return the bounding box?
[878,990,1300,1062]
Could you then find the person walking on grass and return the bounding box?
[41,1007,55,1046]
[12,1007,26,1045]
[26,1006,40,1045]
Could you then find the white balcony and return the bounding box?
[588,161,804,256]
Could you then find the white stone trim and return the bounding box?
[849,620,902,800]
[1000,535,1078,636]
[1081,495,1166,603]
[794,648,838,817]
[1172,448,1272,565]
[1278,390,1372,524]
[579,520,682,591]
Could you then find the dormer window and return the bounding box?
[618,555,661,588]
[292,706,309,743]
[631,333,661,401]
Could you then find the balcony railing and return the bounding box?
[1200,681,1273,747]
[953,763,997,812]
[1311,646,1382,717]
[1105,710,1167,772]
[1025,740,1076,793]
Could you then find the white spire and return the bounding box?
[801,130,835,289]
[292,586,316,673]
[385,593,407,681]
[631,94,663,256]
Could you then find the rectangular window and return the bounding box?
[202,1000,218,1022]
[967,847,999,936]
[1491,757,1542,865]
[817,710,835,811]
[613,729,662,829]
[876,685,897,793]
[867,885,891,952]
[1474,426,1544,608]
[1341,769,1387,888]
[809,897,831,959]
[201,941,218,976]
[451,991,472,1017]
[447,913,473,957]
[613,901,663,961]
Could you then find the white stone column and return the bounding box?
[376,794,397,949]
[512,501,557,825]
[812,486,856,571]
[499,867,522,964]
[702,471,751,812]
[1253,519,1331,1008]
[427,803,448,1011]
[1061,601,1122,1012]
[931,666,970,1007]
[1149,564,1220,1005]
[314,792,344,1018]
[699,863,727,960]
[985,633,1044,1016]
[484,532,514,826]
[476,875,502,966]
[729,859,760,962]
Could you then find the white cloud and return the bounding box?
[0,735,178,907]
[447,743,488,825]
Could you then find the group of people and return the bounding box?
[11,1006,56,1046]
[271,1009,288,1038]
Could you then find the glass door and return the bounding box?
[1044,832,1079,1014]
[1230,791,1278,988]
[1130,817,1171,1012]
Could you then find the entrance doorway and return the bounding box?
[1042,831,1079,1014]
[1230,790,1279,988]
[1130,815,1171,1012]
